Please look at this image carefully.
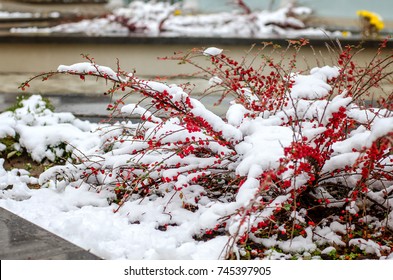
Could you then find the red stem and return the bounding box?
[235,0,252,14]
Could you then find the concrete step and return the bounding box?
[0,72,232,119]
[0,207,101,260]
[0,91,232,119]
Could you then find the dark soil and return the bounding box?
[2,153,50,189]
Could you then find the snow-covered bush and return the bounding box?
[11,1,338,38]
[109,0,326,37]
[0,95,97,163]
[24,39,393,259]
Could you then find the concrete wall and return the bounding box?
[0,41,389,75]
[0,40,391,98]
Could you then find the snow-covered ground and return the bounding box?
[1,46,392,259]
[0,95,228,259]
[8,1,343,38]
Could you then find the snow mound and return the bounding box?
[0,95,99,162]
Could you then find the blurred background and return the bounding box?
[1,0,393,30]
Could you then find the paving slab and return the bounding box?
[0,207,101,259]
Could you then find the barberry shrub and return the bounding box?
[27,39,393,259]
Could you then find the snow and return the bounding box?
[226,104,248,127]
[0,159,36,200]
[278,227,317,253]
[235,121,293,176]
[349,238,390,257]
[121,104,162,123]
[208,76,223,86]
[0,95,98,162]
[0,94,236,259]
[58,63,124,82]
[290,66,340,99]
[367,117,393,146]
[203,47,223,57]
[0,163,228,259]
[190,98,242,142]
[0,11,37,19]
[11,18,129,36]
[321,152,360,174]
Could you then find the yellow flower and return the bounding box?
[341,31,349,37]
[356,10,384,31]
[173,9,182,16]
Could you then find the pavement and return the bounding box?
[0,207,101,259]
[0,72,232,119]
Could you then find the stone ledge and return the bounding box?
[0,33,392,47]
